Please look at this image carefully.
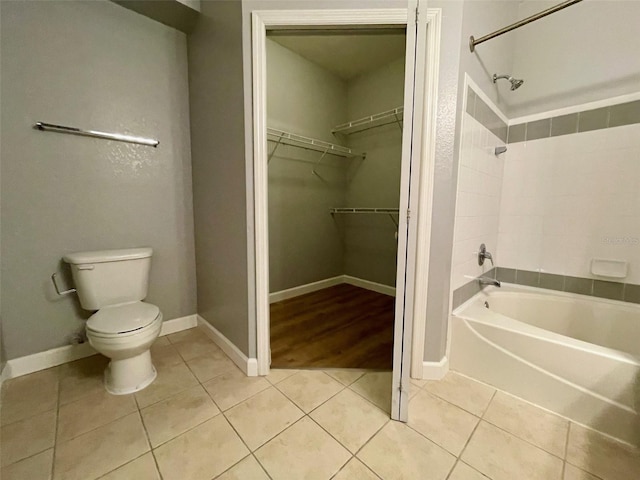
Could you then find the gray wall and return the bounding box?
[188,0,252,356]
[0,0,196,360]
[344,57,405,286]
[419,0,517,362]
[510,0,640,117]
[267,39,348,292]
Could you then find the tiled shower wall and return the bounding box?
[498,101,640,288]
[452,88,640,308]
[450,87,507,292]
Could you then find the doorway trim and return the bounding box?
[251,6,441,381]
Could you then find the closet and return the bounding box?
[266,30,406,369]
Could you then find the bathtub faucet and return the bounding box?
[478,243,494,266]
[478,277,501,287]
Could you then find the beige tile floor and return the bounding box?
[1,326,639,480]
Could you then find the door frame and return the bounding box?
[250,5,441,418]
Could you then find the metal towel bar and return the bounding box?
[35,122,159,147]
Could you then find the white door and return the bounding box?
[390,0,429,421]
[252,3,437,423]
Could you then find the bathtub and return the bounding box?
[450,284,640,446]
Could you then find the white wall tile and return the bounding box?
[497,123,640,282]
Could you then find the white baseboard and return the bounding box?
[269,275,395,304]
[197,315,258,376]
[3,314,198,381]
[269,276,343,303]
[343,275,395,297]
[421,356,449,380]
[160,314,198,336]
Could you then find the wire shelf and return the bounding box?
[332,107,403,135]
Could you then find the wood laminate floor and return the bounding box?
[270,283,395,369]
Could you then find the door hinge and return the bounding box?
[399,380,404,393]
[406,209,411,221]
[415,6,419,24]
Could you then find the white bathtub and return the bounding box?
[451,284,640,446]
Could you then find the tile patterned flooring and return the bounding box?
[1,326,639,480]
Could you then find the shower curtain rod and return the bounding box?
[469,0,583,52]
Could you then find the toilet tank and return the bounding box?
[63,248,153,310]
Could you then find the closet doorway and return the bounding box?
[266,29,406,371]
[248,6,441,421]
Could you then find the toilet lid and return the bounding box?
[87,302,160,335]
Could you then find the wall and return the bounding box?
[0,0,196,360]
[510,0,640,117]
[343,56,405,286]
[188,0,252,356]
[421,0,518,361]
[497,98,640,300]
[267,39,348,292]
[450,85,506,306]
[458,1,518,113]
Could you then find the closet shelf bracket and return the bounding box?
[267,127,364,160]
[332,107,404,136]
[330,207,400,228]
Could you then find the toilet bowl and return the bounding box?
[63,247,162,395]
[86,302,163,394]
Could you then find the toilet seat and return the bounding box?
[87,302,160,337]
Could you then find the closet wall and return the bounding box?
[343,57,405,287]
[267,38,348,292]
[267,37,405,294]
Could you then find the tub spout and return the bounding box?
[479,277,501,287]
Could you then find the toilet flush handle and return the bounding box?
[51,273,76,296]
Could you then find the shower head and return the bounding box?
[493,73,524,91]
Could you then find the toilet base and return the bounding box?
[104,350,157,395]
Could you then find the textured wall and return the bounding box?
[188,0,252,356]
[0,0,196,359]
[266,39,348,292]
[343,57,405,286]
[509,0,640,117]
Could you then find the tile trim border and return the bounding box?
[452,268,497,309]
[2,314,198,380]
[507,98,640,143]
[494,267,640,304]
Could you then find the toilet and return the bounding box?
[63,247,163,395]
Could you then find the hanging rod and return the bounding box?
[332,107,404,135]
[469,0,583,52]
[267,127,363,159]
[34,122,159,147]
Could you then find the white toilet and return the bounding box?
[63,247,163,395]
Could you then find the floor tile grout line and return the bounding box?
[270,370,349,416]
[455,411,485,466]
[351,418,391,459]
[250,451,275,480]
[561,421,572,479]
[135,402,165,479]
[346,384,391,416]
[94,451,157,480]
[478,414,569,462]
[0,369,61,428]
[208,452,253,480]
[54,401,139,446]
[50,371,62,480]
[427,380,588,462]
[305,412,360,458]
[564,422,572,460]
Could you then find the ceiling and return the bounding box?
[268,31,406,81]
